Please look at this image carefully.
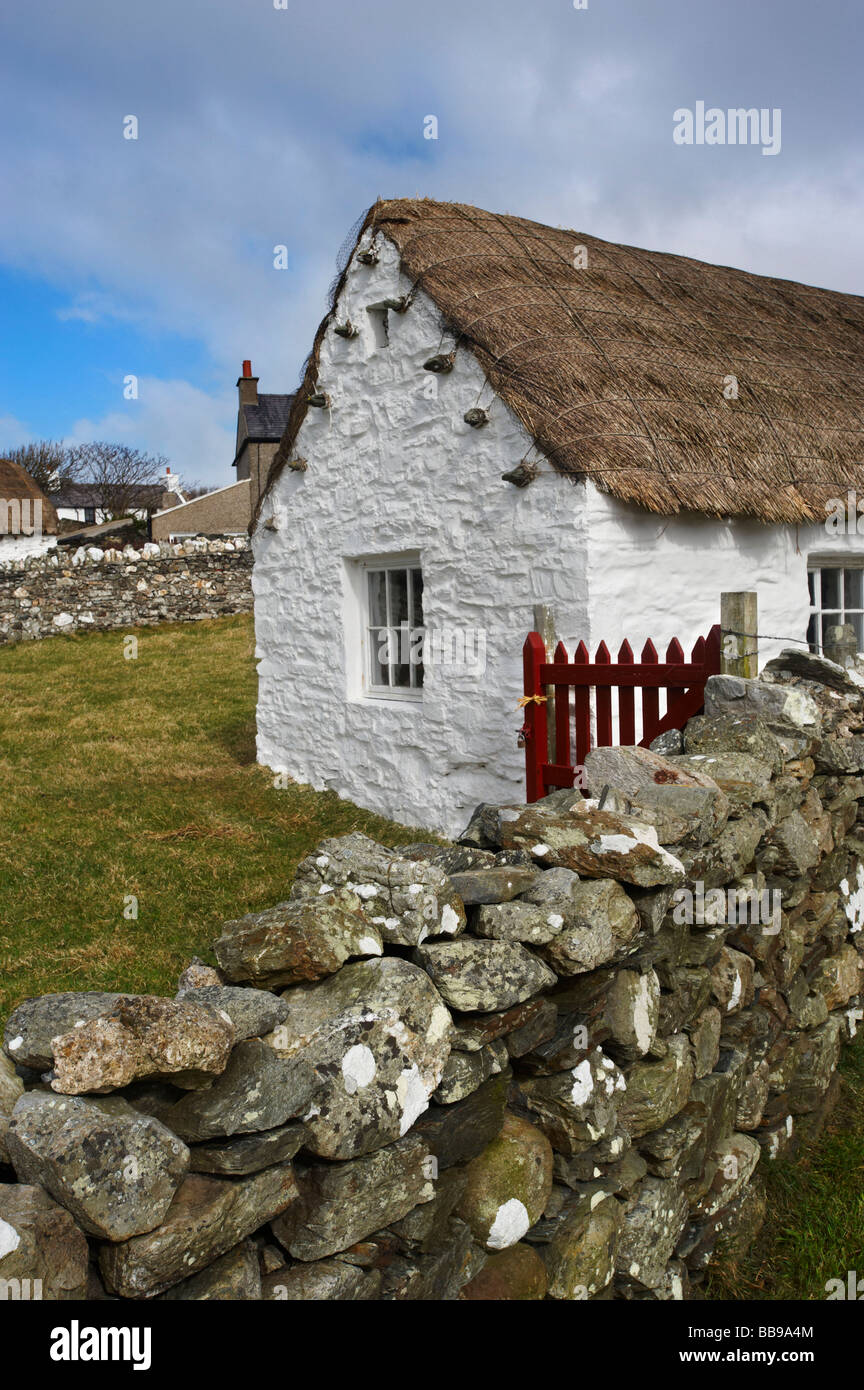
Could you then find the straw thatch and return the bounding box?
[261,198,864,525]
[0,458,59,533]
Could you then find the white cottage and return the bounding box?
[252,198,864,837]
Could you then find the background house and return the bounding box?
[233,361,294,512]
[252,198,864,837]
[53,479,172,530]
[152,361,293,540]
[0,457,58,560]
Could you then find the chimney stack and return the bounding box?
[237,359,259,407]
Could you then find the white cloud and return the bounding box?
[68,379,236,489]
[0,416,34,451]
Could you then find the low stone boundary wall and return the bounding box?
[1,647,862,1301]
[0,538,252,645]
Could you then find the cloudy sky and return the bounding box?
[0,0,861,486]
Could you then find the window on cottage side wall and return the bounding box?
[364,563,424,697]
[808,564,864,652]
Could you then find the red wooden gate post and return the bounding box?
[573,641,591,769]
[705,622,722,677]
[594,641,613,746]
[666,637,686,716]
[618,639,636,745]
[523,632,548,803]
[641,638,660,745]
[553,640,572,776]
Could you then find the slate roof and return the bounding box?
[242,395,295,442]
[53,482,165,510]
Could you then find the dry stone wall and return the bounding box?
[0,539,252,645]
[1,647,863,1301]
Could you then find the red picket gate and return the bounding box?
[521,625,722,802]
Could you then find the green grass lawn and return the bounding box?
[1,611,861,1299]
[0,614,437,1021]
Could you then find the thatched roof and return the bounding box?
[262,198,864,525]
[0,458,59,533]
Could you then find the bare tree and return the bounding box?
[1,440,81,495]
[67,442,169,518]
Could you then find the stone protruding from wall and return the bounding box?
[2,649,863,1300]
[0,538,252,645]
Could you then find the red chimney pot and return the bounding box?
[242,360,252,377]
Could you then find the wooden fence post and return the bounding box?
[720,592,758,678]
[533,604,557,766]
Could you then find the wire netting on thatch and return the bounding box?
[258,198,864,527]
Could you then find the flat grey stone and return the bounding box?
[263,1259,382,1300]
[270,957,453,1159]
[395,845,496,874]
[617,1176,689,1289]
[757,810,820,877]
[683,713,786,774]
[176,985,289,1039]
[447,867,539,905]
[540,879,640,976]
[188,1121,307,1175]
[127,1038,317,1144]
[290,833,467,947]
[414,939,556,1013]
[536,1191,622,1299]
[666,751,774,811]
[584,745,729,845]
[273,1133,435,1261]
[450,997,556,1053]
[498,806,686,887]
[213,897,383,989]
[99,1162,299,1299]
[472,900,565,944]
[3,992,122,1071]
[7,1092,189,1241]
[515,1049,627,1155]
[158,1238,262,1300]
[604,968,660,1059]
[432,1040,507,1104]
[762,648,864,694]
[704,673,821,732]
[617,1035,694,1139]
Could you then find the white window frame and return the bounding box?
[343,554,425,703]
[807,559,864,654]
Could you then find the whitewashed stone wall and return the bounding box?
[254,235,591,836]
[583,489,864,665]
